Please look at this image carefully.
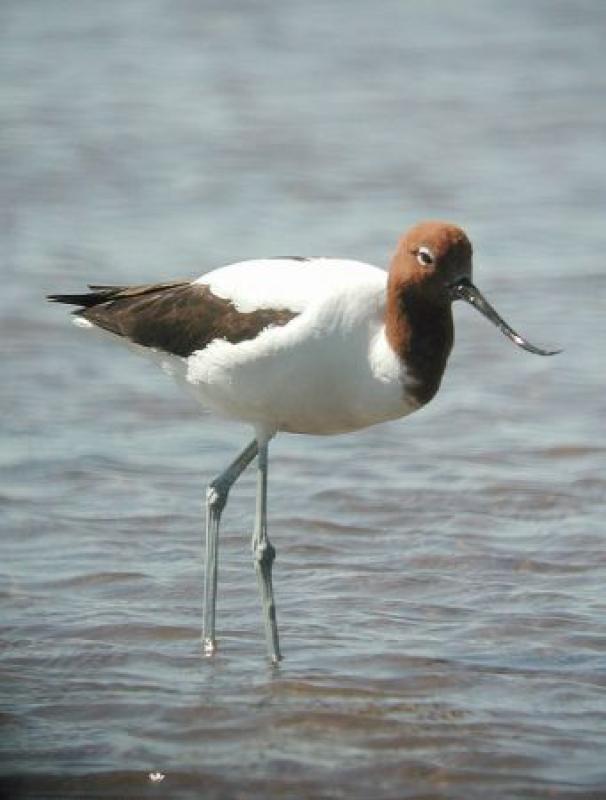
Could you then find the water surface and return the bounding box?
[1,1,605,798]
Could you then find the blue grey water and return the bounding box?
[1,1,605,798]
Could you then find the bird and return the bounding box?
[48,220,558,663]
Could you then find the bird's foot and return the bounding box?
[202,636,217,657]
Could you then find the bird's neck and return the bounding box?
[385,281,454,406]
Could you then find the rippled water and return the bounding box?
[2,1,605,798]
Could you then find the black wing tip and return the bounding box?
[47,287,121,308]
[48,281,192,309]
[47,292,86,305]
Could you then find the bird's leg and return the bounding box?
[252,441,282,663]
[203,439,258,656]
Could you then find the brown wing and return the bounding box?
[49,281,297,358]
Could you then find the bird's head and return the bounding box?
[390,220,559,356]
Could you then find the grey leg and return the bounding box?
[203,439,258,656]
[252,441,282,663]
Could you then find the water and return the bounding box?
[1,1,605,797]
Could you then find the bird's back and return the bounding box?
[198,256,387,313]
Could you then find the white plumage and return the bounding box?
[183,258,417,438]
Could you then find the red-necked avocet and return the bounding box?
[49,220,559,662]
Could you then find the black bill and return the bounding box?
[449,277,560,356]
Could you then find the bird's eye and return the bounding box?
[416,246,434,267]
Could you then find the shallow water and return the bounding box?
[2,1,606,798]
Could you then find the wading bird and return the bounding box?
[49,221,558,662]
